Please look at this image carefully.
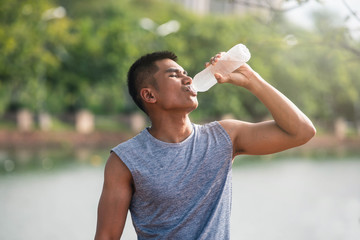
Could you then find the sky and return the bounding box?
[284,0,360,35]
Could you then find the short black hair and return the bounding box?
[127,51,178,114]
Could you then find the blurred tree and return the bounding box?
[0,0,76,114]
[310,10,360,129]
[0,0,359,134]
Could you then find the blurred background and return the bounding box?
[0,0,359,239]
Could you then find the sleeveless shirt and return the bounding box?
[112,121,233,240]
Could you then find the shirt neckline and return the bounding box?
[143,123,195,147]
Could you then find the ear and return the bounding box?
[140,88,157,104]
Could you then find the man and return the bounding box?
[95,51,316,239]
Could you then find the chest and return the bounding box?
[130,145,230,207]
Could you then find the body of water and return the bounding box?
[0,150,359,239]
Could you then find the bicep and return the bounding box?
[95,152,133,239]
[220,119,303,156]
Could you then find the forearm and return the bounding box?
[245,72,315,138]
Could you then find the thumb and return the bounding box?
[214,73,230,84]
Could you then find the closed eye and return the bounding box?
[166,68,188,78]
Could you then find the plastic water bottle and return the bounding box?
[192,44,251,92]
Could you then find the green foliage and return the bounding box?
[0,0,359,130]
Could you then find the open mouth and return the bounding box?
[185,85,197,96]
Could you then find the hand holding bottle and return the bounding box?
[191,44,251,92]
[221,64,261,88]
[208,55,257,90]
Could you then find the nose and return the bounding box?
[182,75,193,85]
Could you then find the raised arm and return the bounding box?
[95,152,133,240]
[210,58,316,157]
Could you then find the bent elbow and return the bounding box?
[299,122,316,145]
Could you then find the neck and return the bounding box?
[148,112,193,143]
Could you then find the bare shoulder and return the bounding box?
[218,119,248,129]
[218,119,253,155]
[218,119,251,139]
[104,152,133,187]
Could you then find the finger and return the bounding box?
[206,52,225,67]
[206,57,216,67]
[215,72,233,84]
[212,53,222,64]
[214,73,225,83]
[210,53,223,65]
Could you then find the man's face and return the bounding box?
[152,58,198,113]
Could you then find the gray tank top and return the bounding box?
[112,121,233,239]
